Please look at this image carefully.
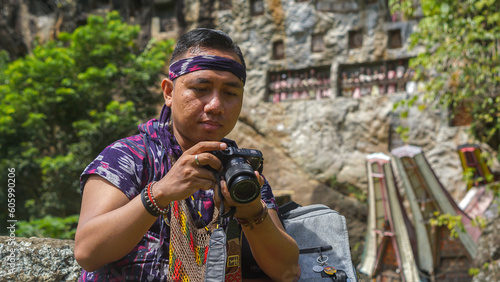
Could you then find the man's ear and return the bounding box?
[161,78,174,107]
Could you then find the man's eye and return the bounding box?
[192,87,207,92]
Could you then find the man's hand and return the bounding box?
[152,141,227,207]
[214,170,266,219]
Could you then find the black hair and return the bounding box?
[170,28,246,69]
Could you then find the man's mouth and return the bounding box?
[200,120,223,130]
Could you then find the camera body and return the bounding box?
[210,146,264,204]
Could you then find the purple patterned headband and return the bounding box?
[168,55,246,84]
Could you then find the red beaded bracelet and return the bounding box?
[147,182,169,215]
[141,187,160,217]
[236,200,268,230]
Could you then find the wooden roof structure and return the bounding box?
[458,184,495,221]
[358,153,421,281]
[457,144,497,223]
[457,143,495,190]
[391,145,480,281]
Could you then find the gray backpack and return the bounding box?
[280,202,358,282]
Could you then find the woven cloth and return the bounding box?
[168,199,244,282]
[168,200,218,281]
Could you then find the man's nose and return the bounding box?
[205,91,224,115]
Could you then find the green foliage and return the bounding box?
[0,50,9,73]
[428,211,466,238]
[462,167,482,188]
[392,0,500,151]
[469,260,493,278]
[487,181,500,215]
[471,214,488,230]
[16,215,79,239]
[327,175,367,203]
[0,11,174,233]
[396,125,409,143]
[388,0,416,20]
[469,266,481,277]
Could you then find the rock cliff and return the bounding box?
[0,236,81,281]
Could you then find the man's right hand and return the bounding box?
[152,141,228,207]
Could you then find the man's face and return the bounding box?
[162,49,244,151]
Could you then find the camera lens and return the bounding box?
[224,158,261,204]
[230,176,260,204]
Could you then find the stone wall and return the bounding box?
[233,0,497,196]
[211,0,500,205]
[214,0,499,266]
[0,236,81,281]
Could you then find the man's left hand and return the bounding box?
[214,171,265,219]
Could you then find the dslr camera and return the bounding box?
[210,146,264,204]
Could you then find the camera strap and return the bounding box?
[204,225,227,282]
[217,180,237,218]
[205,182,243,281]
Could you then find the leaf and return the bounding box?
[401,110,408,118]
[400,0,500,152]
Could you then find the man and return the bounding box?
[74,28,300,281]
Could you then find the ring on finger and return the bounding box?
[195,154,201,166]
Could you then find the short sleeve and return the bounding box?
[260,177,277,212]
[80,135,148,200]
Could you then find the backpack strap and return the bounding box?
[278,201,301,215]
[299,245,333,254]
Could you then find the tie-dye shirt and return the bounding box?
[78,105,277,281]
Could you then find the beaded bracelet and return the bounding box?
[236,200,268,230]
[141,187,160,217]
[147,182,169,215]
